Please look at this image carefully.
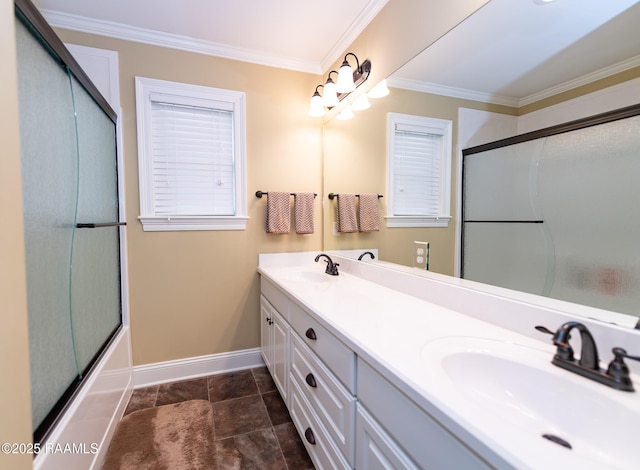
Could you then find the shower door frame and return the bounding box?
[15,0,128,446]
[460,103,640,323]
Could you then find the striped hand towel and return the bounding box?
[265,192,290,234]
[337,194,358,233]
[359,193,380,232]
[294,193,315,234]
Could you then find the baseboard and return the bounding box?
[133,348,265,388]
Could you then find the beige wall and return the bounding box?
[54,29,324,366]
[322,0,491,120]
[52,1,493,367]
[1,0,33,467]
[323,87,515,274]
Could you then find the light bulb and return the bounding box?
[322,79,339,108]
[368,79,389,99]
[337,107,354,120]
[308,93,325,117]
[336,62,356,93]
[351,95,370,111]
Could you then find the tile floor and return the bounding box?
[123,367,315,469]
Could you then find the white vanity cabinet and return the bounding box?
[259,294,289,402]
[260,272,492,470]
[357,358,492,469]
[260,277,356,468]
[289,319,356,466]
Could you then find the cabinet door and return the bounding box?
[356,405,419,470]
[271,309,289,403]
[260,296,273,371]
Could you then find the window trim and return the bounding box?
[386,112,452,228]
[135,76,248,231]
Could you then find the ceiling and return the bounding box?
[32,0,389,74]
[33,0,640,106]
[391,0,640,106]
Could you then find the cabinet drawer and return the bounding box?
[356,404,419,470]
[260,277,289,319]
[289,301,356,393]
[290,332,355,465]
[290,376,351,470]
[357,358,491,469]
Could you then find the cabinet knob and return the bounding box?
[305,328,317,340]
[304,427,316,445]
[305,373,317,388]
[265,316,271,322]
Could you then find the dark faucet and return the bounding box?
[314,253,339,276]
[537,321,640,391]
[552,321,599,369]
[357,251,375,261]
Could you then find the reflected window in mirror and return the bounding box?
[386,113,452,228]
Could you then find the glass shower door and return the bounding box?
[462,108,640,320]
[69,75,122,375]
[462,138,553,295]
[16,14,122,442]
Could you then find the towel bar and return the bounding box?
[328,193,383,200]
[255,191,317,198]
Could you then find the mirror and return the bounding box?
[322,0,640,326]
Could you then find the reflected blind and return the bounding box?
[392,123,442,216]
[151,102,235,216]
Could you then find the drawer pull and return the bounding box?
[305,373,317,388]
[305,328,317,340]
[304,427,316,445]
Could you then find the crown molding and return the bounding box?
[390,54,640,109]
[39,8,322,74]
[387,76,520,107]
[519,54,640,107]
[319,0,389,74]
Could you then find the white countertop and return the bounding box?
[258,251,640,470]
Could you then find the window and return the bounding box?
[135,77,247,231]
[386,113,452,228]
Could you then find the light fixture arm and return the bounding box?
[326,70,338,84]
[342,52,361,73]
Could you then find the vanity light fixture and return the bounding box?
[307,52,372,117]
[336,53,361,93]
[308,85,326,117]
[368,79,390,98]
[322,71,339,108]
[337,106,354,120]
[351,94,371,111]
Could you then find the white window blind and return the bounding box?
[151,102,235,216]
[386,113,452,228]
[392,126,442,216]
[135,77,247,231]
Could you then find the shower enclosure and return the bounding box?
[461,104,640,324]
[15,0,124,444]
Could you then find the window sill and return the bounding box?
[385,216,451,228]
[139,216,249,232]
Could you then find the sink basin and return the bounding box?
[281,269,333,283]
[420,337,640,469]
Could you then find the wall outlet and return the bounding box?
[413,241,430,270]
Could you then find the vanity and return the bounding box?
[258,251,640,470]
